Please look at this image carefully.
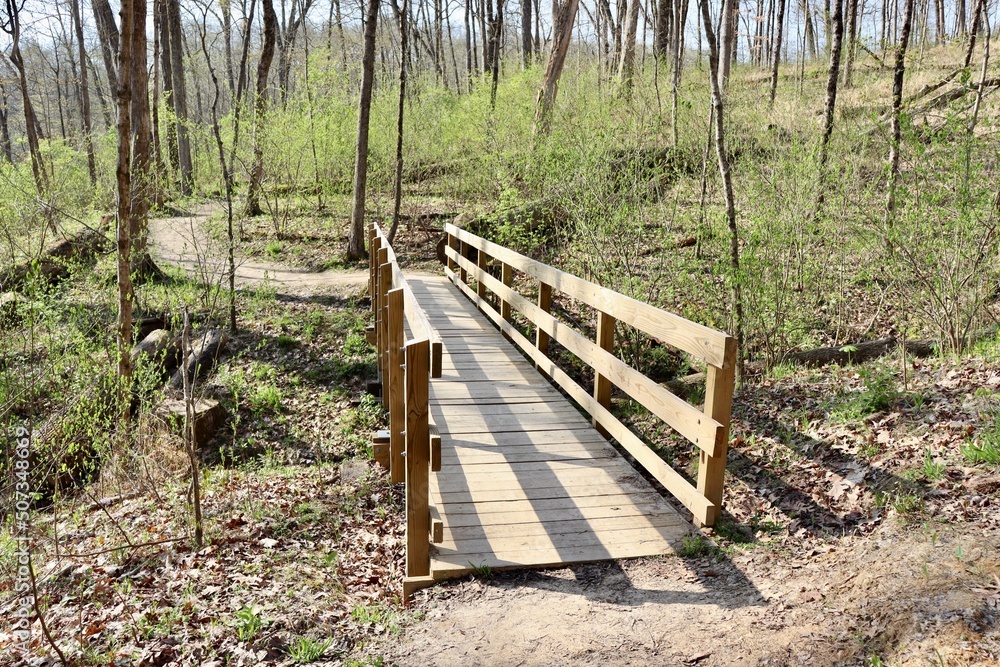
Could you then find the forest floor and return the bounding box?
[170,207,1000,666]
[5,206,1000,667]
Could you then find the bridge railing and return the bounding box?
[443,223,737,527]
[367,221,442,600]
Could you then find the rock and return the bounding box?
[156,397,227,449]
[0,292,26,328]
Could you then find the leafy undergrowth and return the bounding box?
[0,289,410,666]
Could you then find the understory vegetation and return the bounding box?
[1,2,1000,662]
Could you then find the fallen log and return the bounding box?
[131,328,183,376]
[168,329,229,390]
[663,372,706,400]
[786,337,942,367]
[0,229,110,292]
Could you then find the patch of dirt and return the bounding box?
[375,522,1000,666]
[147,203,367,297]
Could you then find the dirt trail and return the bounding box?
[148,203,367,296]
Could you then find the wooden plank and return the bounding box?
[446,223,732,368]
[377,249,390,408]
[430,402,584,417]
[441,268,714,524]
[433,491,673,517]
[388,289,406,483]
[405,339,431,578]
[435,524,683,559]
[447,247,723,456]
[438,503,679,530]
[696,336,737,527]
[431,540,683,576]
[441,513,685,542]
[431,478,656,503]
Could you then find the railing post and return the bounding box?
[500,262,513,339]
[377,247,390,405]
[536,282,552,356]
[459,241,468,283]
[404,339,431,592]
[447,231,459,274]
[696,337,737,527]
[387,288,406,483]
[476,249,489,300]
[368,226,379,314]
[593,311,615,437]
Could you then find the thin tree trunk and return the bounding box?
[157,0,178,173]
[346,0,380,260]
[618,0,641,95]
[769,0,787,104]
[814,0,845,217]
[167,0,193,193]
[0,84,11,163]
[719,0,736,87]
[222,0,236,96]
[71,0,97,185]
[700,0,745,379]
[4,2,48,196]
[963,0,986,68]
[533,0,581,134]
[389,0,409,244]
[130,0,155,272]
[887,0,915,216]
[246,0,277,217]
[843,0,858,86]
[522,0,533,66]
[116,0,136,390]
[92,0,120,95]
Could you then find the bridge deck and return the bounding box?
[407,275,690,579]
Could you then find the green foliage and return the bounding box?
[289,636,333,663]
[235,605,264,642]
[831,367,901,423]
[677,533,716,558]
[250,384,284,414]
[963,419,1000,467]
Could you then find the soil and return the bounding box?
[147,204,368,296]
[123,207,1000,665]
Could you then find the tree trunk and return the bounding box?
[71,0,97,185]
[116,0,136,390]
[843,0,858,86]
[719,0,737,88]
[956,0,966,36]
[769,0,787,104]
[389,0,410,245]
[814,0,845,217]
[656,0,672,57]
[618,0,641,96]
[962,0,986,68]
[129,0,155,273]
[0,84,10,163]
[5,3,48,196]
[887,0,915,216]
[245,0,277,217]
[522,0,533,67]
[222,0,236,96]
[167,0,193,194]
[533,0,581,134]
[700,0,745,379]
[92,0,120,95]
[346,0,380,260]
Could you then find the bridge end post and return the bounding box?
[593,312,616,438]
[404,339,432,584]
[696,337,737,527]
[387,288,406,483]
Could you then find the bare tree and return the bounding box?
[2,0,49,196]
[887,0,915,216]
[700,0,745,379]
[245,0,277,217]
[769,0,787,104]
[389,0,410,244]
[617,0,641,95]
[116,0,137,389]
[0,82,11,163]
[70,0,96,185]
[814,0,845,217]
[346,0,380,260]
[166,0,193,193]
[521,0,532,67]
[92,0,119,94]
[533,0,580,134]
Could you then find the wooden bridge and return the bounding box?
[366,222,736,600]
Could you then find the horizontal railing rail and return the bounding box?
[443,223,736,527]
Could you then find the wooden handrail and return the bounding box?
[443,224,737,527]
[367,221,438,601]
